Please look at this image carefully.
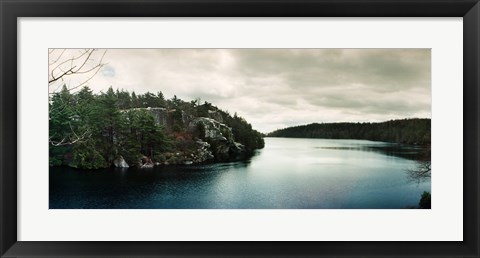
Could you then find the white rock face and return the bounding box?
[139,155,154,168]
[189,117,233,141]
[189,117,246,161]
[113,156,129,168]
[207,110,223,123]
[145,107,169,126]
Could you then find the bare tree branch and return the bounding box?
[49,49,90,79]
[406,160,431,183]
[48,49,66,65]
[49,49,107,146]
[49,49,107,93]
[49,129,90,146]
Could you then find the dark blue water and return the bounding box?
[49,138,431,209]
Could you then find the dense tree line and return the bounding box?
[267,119,431,145]
[197,107,266,151]
[49,86,264,169]
[109,88,265,151]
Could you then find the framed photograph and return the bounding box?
[1,0,479,257]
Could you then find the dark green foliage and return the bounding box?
[49,86,173,169]
[69,140,107,169]
[140,92,160,108]
[49,86,77,144]
[49,85,79,165]
[75,87,95,123]
[49,86,263,169]
[123,109,172,158]
[131,91,141,108]
[196,102,212,117]
[195,104,265,152]
[116,89,132,109]
[268,119,430,145]
[419,191,431,209]
[223,113,265,152]
[126,90,168,108]
[49,145,69,166]
[99,87,121,156]
[169,95,185,131]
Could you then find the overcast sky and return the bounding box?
[50,49,431,133]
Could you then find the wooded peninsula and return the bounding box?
[49,86,265,169]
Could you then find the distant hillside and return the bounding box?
[267,118,431,145]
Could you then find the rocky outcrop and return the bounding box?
[144,107,169,127]
[208,110,223,123]
[139,155,154,168]
[113,156,129,168]
[189,117,246,161]
[193,139,215,162]
[154,139,214,165]
[115,111,250,167]
[138,108,222,133]
[189,117,233,141]
[142,108,194,133]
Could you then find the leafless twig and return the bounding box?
[406,160,431,183]
[48,49,107,93]
[48,49,107,146]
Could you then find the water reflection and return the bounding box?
[319,144,429,161]
[50,138,431,209]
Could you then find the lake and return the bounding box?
[49,138,431,209]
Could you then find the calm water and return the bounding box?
[49,138,431,209]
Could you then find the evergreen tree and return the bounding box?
[116,89,132,109]
[89,87,122,162]
[131,91,140,108]
[268,119,431,145]
[157,91,166,107]
[49,85,76,165]
[49,87,264,169]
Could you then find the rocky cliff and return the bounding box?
[113,109,248,168]
[189,117,246,162]
[50,87,265,170]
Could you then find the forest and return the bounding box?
[49,85,265,169]
[267,118,431,145]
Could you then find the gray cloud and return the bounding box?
[101,65,116,77]
[56,49,431,133]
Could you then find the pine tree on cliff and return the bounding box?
[96,87,121,161]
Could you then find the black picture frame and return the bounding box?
[1,0,479,257]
